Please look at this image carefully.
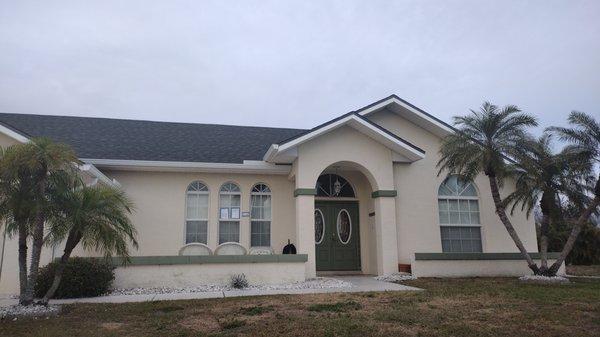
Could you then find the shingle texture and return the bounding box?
[0,113,306,163]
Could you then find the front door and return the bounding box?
[315,201,360,271]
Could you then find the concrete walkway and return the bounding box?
[0,276,421,306]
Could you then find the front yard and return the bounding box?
[1,277,599,337]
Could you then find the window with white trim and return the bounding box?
[219,182,241,244]
[438,176,482,252]
[250,183,271,247]
[185,181,209,244]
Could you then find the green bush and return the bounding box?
[35,257,114,299]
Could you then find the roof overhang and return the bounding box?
[82,158,292,175]
[356,95,455,137]
[264,113,426,164]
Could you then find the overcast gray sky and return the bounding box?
[0,1,598,132]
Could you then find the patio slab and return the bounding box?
[0,276,421,306]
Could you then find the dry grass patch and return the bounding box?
[1,278,598,337]
[567,265,600,276]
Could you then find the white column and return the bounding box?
[295,194,316,278]
[373,196,399,275]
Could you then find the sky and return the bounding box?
[0,1,598,133]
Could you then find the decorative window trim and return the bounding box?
[437,176,482,253]
[250,183,272,247]
[218,182,241,244]
[316,173,356,198]
[184,181,210,244]
[336,209,352,245]
[314,209,325,245]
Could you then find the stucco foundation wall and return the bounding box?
[412,259,565,277]
[113,262,306,288]
[367,109,539,264]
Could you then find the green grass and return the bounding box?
[1,278,598,337]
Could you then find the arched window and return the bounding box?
[316,174,355,198]
[185,181,209,244]
[250,183,271,247]
[219,182,241,244]
[438,176,482,253]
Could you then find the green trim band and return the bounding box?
[294,188,317,197]
[70,254,309,267]
[371,190,397,198]
[414,252,561,261]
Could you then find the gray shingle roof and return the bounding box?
[0,113,306,163]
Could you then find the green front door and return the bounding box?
[315,201,360,271]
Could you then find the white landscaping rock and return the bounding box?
[0,304,60,319]
[519,275,570,283]
[374,273,416,283]
[109,277,353,296]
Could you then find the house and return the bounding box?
[0,95,561,294]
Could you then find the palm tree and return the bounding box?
[0,138,77,305]
[504,134,593,275]
[0,147,37,300]
[548,111,600,275]
[437,102,541,274]
[40,182,138,304]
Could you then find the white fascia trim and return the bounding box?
[81,158,292,175]
[262,144,279,162]
[357,97,454,135]
[0,124,29,143]
[270,114,425,162]
[79,164,121,187]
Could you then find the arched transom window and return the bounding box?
[250,183,271,247]
[219,182,241,244]
[185,181,209,244]
[438,176,482,253]
[316,174,355,198]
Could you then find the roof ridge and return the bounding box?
[0,111,307,132]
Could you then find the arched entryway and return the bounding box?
[314,173,361,272]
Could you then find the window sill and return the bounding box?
[88,254,308,266]
[414,252,561,261]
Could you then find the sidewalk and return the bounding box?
[0,276,421,306]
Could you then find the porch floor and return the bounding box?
[0,276,421,306]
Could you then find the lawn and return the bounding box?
[566,265,600,276]
[1,278,599,337]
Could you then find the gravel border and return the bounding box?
[519,275,570,283]
[0,304,61,320]
[109,277,353,296]
[374,273,417,283]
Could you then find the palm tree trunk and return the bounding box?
[21,212,45,305]
[487,175,541,274]
[40,230,81,304]
[548,195,600,276]
[22,176,47,306]
[17,225,28,305]
[538,213,550,272]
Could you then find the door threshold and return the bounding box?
[317,271,363,276]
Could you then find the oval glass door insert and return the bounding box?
[336,209,352,244]
[314,209,325,244]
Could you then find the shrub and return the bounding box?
[35,257,115,299]
[230,273,249,289]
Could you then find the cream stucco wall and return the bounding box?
[367,108,539,264]
[412,259,565,277]
[101,170,297,256]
